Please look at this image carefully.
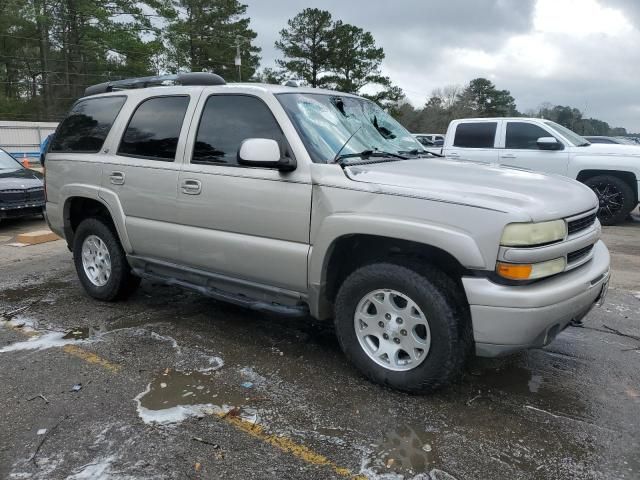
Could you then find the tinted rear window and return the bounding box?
[118,96,190,161]
[50,96,126,153]
[453,122,497,148]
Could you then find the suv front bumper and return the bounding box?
[463,240,610,357]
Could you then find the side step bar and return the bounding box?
[132,269,309,318]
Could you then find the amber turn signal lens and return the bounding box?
[496,262,533,280]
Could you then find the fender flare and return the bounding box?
[307,214,486,318]
[61,184,132,253]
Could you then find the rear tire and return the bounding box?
[334,262,471,393]
[584,175,635,226]
[73,217,140,301]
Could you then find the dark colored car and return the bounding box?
[0,148,45,222]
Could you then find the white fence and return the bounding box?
[0,121,58,162]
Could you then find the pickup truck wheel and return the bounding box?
[334,263,470,393]
[73,218,140,301]
[584,175,635,226]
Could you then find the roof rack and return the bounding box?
[84,72,226,96]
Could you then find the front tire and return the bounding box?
[73,217,140,301]
[584,175,635,226]
[334,263,471,393]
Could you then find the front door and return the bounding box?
[498,120,569,176]
[177,93,312,293]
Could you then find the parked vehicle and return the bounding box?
[583,136,638,145]
[412,134,444,155]
[414,133,445,146]
[45,74,610,393]
[0,147,45,222]
[442,118,640,225]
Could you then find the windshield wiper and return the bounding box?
[399,149,443,158]
[333,150,408,165]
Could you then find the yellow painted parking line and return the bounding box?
[62,344,122,373]
[4,321,360,477]
[220,414,366,479]
[1,321,121,373]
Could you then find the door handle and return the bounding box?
[448,152,459,157]
[500,154,516,159]
[181,179,202,195]
[110,171,125,185]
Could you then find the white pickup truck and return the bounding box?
[442,118,640,225]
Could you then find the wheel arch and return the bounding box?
[309,226,479,320]
[577,169,638,205]
[63,195,131,252]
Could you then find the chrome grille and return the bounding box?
[567,213,597,236]
[567,244,594,263]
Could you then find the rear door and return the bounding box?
[444,121,500,163]
[498,120,569,176]
[100,93,196,261]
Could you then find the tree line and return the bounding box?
[395,77,631,136]
[0,2,399,121]
[0,1,632,137]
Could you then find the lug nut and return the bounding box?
[385,313,391,320]
[383,333,389,340]
[378,321,385,328]
[394,337,400,344]
[396,318,403,324]
[401,329,407,336]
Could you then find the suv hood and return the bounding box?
[0,168,43,190]
[345,158,597,222]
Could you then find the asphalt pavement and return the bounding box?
[0,214,639,480]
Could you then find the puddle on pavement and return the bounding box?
[0,307,165,352]
[365,425,441,477]
[469,366,545,396]
[135,368,257,425]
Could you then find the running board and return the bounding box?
[132,269,309,318]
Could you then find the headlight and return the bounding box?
[500,220,567,247]
[496,257,566,281]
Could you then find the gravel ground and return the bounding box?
[0,214,639,480]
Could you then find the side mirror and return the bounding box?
[237,138,296,172]
[537,137,563,150]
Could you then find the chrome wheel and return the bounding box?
[354,289,431,372]
[81,235,111,287]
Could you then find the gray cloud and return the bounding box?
[244,0,640,132]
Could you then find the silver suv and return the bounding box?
[45,73,610,393]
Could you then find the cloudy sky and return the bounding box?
[244,0,640,132]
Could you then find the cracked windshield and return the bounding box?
[278,93,421,162]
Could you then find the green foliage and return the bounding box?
[274,9,403,107]
[456,78,519,117]
[0,0,260,121]
[534,104,627,136]
[274,8,334,88]
[393,78,626,136]
[165,0,260,81]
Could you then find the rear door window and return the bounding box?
[505,122,554,149]
[118,96,190,161]
[453,122,497,148]
[50,96,126,153]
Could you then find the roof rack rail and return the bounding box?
[84,72,226,96]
